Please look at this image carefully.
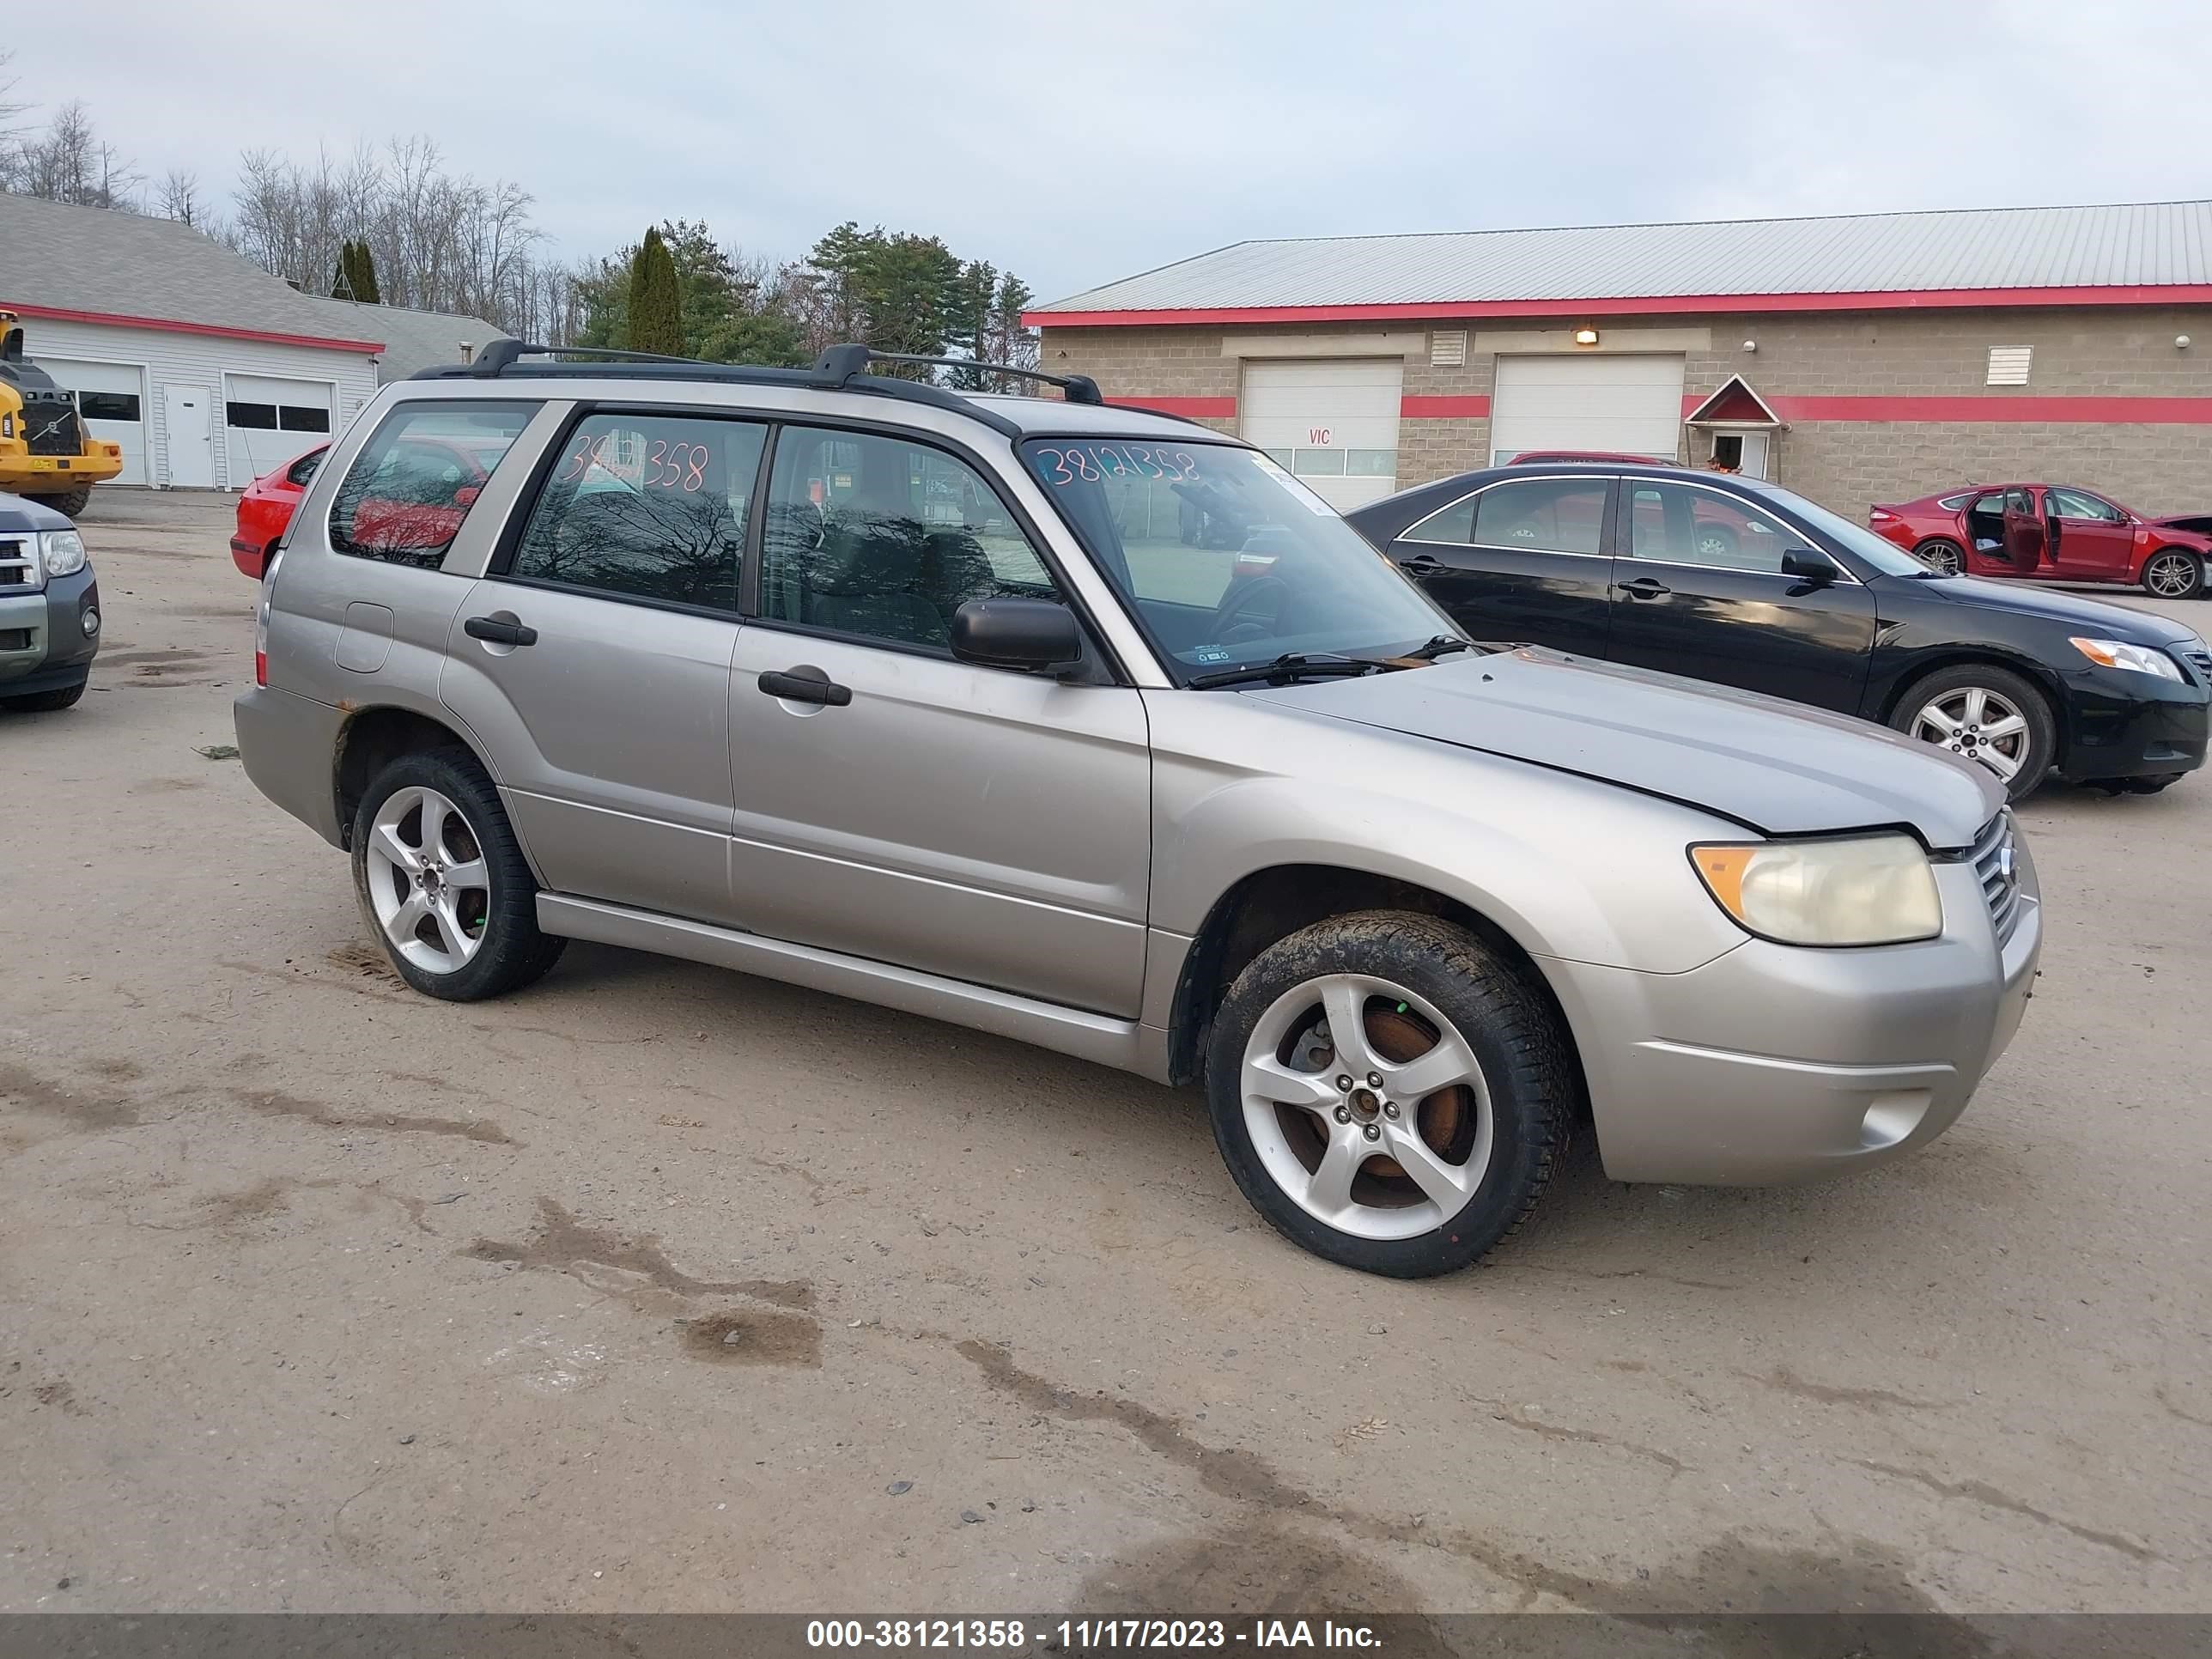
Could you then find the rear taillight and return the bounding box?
[1869,507,1894,522]
[254,548,280,687]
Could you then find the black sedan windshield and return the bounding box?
[1021,438,1455,680]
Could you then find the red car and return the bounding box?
[230,436,497,577]
[230,445,326,578]
[1869,483,2212,600]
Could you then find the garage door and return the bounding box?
[1488,355,1685,465]
[1240,359,1402,511]
[223,374,333,486]
[43,358,149,484]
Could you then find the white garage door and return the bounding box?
[1488,355,1685,465]
[223,374,334,486]
[1240,359,1402,511]
[43,358,149,484]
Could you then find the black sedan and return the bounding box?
[1346,464,2211,799]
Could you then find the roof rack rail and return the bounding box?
[822,348,1105,406]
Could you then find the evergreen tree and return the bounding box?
[628,227,684,356]
[350,240,382,306]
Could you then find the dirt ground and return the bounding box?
[3,489,2208,1617]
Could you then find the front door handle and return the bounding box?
[1615,577,1672,600]
[464,615,538,646]
[757,666,853,707]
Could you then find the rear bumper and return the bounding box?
[230,535,268,579]
[234,684,348,848]
[1543,854,2042,1185]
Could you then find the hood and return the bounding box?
[1245,649,2002,849]
[1902,572,2203,647]
[0,489,74,535]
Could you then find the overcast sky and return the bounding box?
[7,0,2207,302]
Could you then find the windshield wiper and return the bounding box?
[1406,635,1474,660]
[1187,653,1382,690]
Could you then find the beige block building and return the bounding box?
[1026,204,2212,519]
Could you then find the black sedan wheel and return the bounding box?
[1890,664,2056,800]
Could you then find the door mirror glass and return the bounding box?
[950,598,1081,672]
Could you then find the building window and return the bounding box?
[280,406,331,433]
[1985,346,2032,386]
[225,401,279,429]
[77,391,141,422]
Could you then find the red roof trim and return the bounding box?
[1401,395,1491,418]
[1103,394,1237,417]
[0,300,384,355]
[1736,393,2212,423]
[1028,284,2212,329]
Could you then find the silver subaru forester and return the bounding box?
[235,344,2040,1278]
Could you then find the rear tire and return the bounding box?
[1204,910,1571,1279]
[1913,538,1965,576]
[1888,663,2057,801]
[349,745,564,1001]
[30,487,93,518]
[1,678,88,712]
[2141,549,2204,600]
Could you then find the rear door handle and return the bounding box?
[464,615,538,646]
[1615,577,1672,600]
[1400,552,1446,575]
[757,667,853,707]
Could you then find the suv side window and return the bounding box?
[330,401,537,569]
[1406,477,1607,554]
[1626,482,1792,572]
[507,411,767,613]
[759,425,1064,651]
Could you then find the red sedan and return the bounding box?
[230,445,326,577]
[1869,483,2212,600]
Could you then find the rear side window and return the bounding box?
[1409,477,1608,554]
[507,411,768,613]
[329,401,537,570]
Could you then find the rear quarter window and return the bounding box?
[328,401,538,570]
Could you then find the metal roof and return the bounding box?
[302,297,510,381]
[0,191,383,349]
[1031,201,2212,318]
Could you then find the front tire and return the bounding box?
[2141,549,2204,600]
[1204,910,1571,1278]
[349,746,564,1001]
[1889,663,2057,800]
[31,486,93,519]
[1913,538,1965,576]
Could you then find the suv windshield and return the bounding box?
[1736,477,1930,578]
[1020,438,1453,679]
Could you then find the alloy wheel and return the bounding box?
[2144,552,2198,599]
[1917,542,1964,576]
[1238,973,1493,1241]
[1910,685,2030,782]
[364,786,492,973]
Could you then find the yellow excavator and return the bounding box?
[0,311,124,516]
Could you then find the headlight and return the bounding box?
[2069,636,2183,681]
[1689,833,1942,946]
[39,529,87,579]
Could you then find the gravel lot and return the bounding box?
[3,489,2208,1616]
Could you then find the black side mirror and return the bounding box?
[950,598,1083,674]
[1780,548,1837,587]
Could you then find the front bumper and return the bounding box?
[1542,850,2041,1185]
[2057,665,2209,781]
[0,569,100,688]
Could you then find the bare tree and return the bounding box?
[157,167,204,227]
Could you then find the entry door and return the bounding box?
[1606,478,1876,713]
[2002,488,2047,570]
[437,408,769,927]
[1389,473,1615,658]
[2045,486,2135,580]
[161,385,215,487]
[726,422,1152,1017]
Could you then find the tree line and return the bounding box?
[0,54,1041,379]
